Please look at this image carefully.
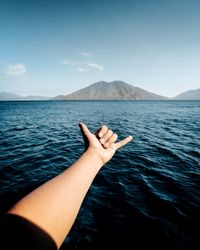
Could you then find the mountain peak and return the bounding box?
[89,80,129,88]
[55,80,167,100]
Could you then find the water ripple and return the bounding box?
[0,100,200,249]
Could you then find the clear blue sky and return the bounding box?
[0,0,200,97]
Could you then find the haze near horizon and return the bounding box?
[0,0,200,97]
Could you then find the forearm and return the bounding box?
[7,122,132,249]
[8,149,103,248]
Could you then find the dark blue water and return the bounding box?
[0,101,200,249]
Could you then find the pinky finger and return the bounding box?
[114,136,133,150]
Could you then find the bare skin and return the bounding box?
[8,123,132,249]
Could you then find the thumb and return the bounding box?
[79,122,93,140]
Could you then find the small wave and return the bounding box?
[8,126,28,132]
[1,100,200,249]
[153,144,186,162]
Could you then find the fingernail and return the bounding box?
[99,132,103,137]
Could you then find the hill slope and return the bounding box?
[0,92,22,100]
[55,81,167,100]
[173,88,200,100]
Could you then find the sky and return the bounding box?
[0,0,200,97]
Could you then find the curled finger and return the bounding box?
[104,133,118,148]
[100,129,113,145]
[98,125,108,138]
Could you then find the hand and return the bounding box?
[79,122,133,166]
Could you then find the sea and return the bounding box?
[0,100,199,249]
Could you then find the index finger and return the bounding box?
[114,135,133,150]
[97,125,108,138]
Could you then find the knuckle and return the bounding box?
[102,125,108,130]
[108,133,117,142]
[113,133,118,138]
[100,138,105,143]
[103,143,108,148]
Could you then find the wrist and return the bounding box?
[84,148,104,169]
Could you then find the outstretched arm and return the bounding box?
[8,123,132,248]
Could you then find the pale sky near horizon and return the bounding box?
[0,0,200,97]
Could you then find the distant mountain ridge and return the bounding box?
[173,88,200,100]
[0,92,49,101]
[54,81,167,100]
[1,81,200,100]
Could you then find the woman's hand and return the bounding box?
[79,122,133,166]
